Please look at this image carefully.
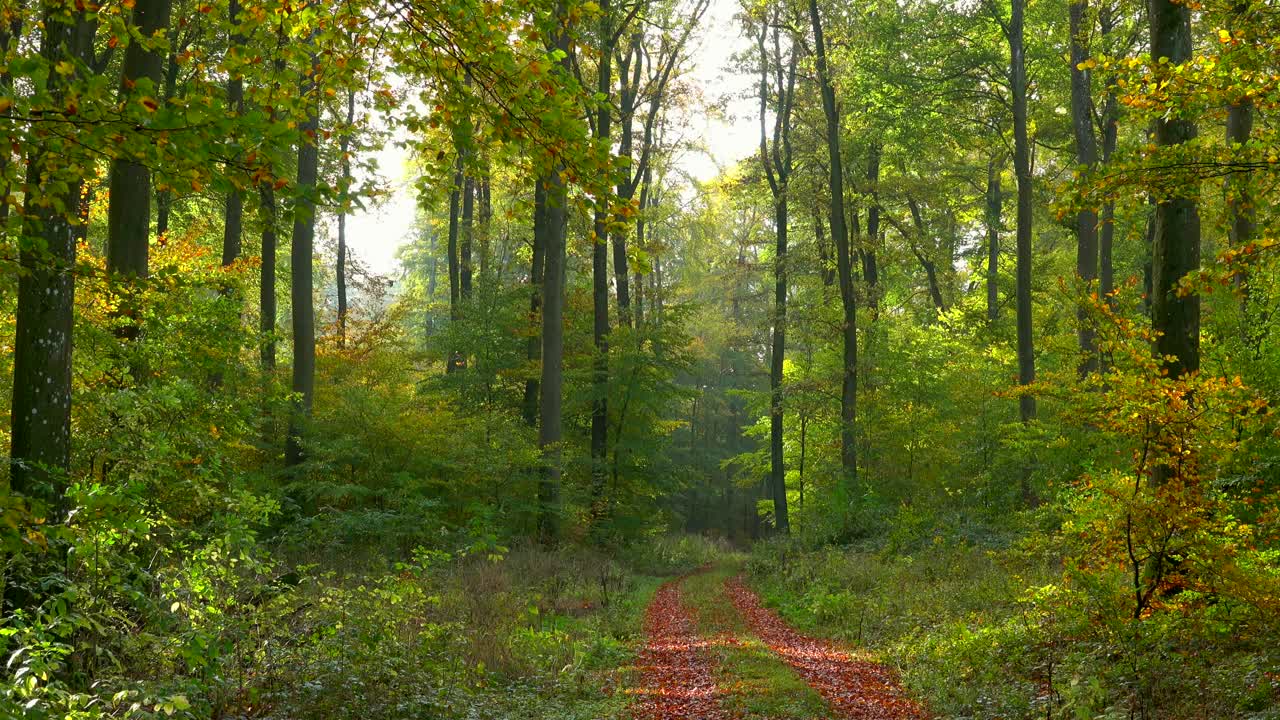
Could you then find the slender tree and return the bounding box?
[758,14,796,535]
[809,0,858,486]
[221,0,244,267]
[862,145,882,318]
[985,157,1002,322]
[445,153,464,373]
[1069,0,1099,375]
[989,0,1036,421]
[523,180,547,427]
[285,51,321,467]
[336,87,355,347]
[589,0,615,520]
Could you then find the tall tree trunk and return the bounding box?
[1098,5,1118,302]
[1070,0,1099,375]
[768,195,790,534]
[426,227,438,300]
[221,0,244,267]
[285,52,321,468]
[259,183,277,371]
[634,167,651,327]
[156,42,181,237]
[479,177,492,279]
[538,164,567,544]
[107,0,171,281]
[612,32,641,327]
[523,179,547,427]
[538,21,572,545]
[1009,0,1036,422]
[1148,0,1199,384]
[985,158,1002,322]
[1225,2,1253,299]
[589,0,614,521]
[1147,0,1200,492]
[336,87,354,348]
[8,5,96,613]
[445,154,463,373]
[862,145,881,318]
[815,208,834,287]
[461,176,474,300]
[0,13,21,230]
[1146,0,1199,415]
[809,0,857,487]
[759,16,794,535]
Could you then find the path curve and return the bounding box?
[630,576,735,720]
[725,576,928,720]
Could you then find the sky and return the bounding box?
[341,0,755,276]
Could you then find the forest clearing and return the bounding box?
[2,0,1280,716]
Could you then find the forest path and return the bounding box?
[630,572,736,719]
[629,567,925,720]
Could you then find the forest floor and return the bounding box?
[629,565,927,720]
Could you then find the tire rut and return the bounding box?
[723,576,927,720]
[630,575,736,720]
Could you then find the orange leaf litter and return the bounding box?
[631,576,737,720]
[723,576,928,720]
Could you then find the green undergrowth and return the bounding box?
[682,564,830,720]
[254,545,672,720]
[746,528,1280,720]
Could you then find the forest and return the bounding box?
[1,0,1278,716]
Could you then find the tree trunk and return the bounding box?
[612,32,641,326]
[1009,0,1036,422]
[863,145,881,317]
[1148,0,1199,386]
[1070,0,1099,375]
[8,5,96,612]
[336,87,354,348]
[589,0,614,520]
[479,177,492,280]
[538,22,572,545]
[445,154,463,373]
[523,179,547,427]
[0,13,22,229]
[1098,6,1118,302]
[538,165,566,543]
[634,167,651,327]
[815,208,834,287]
[1225,0,1253,298]
[220,0,244,267]
[809,0,857,486]
[461,175,474,300]
[985,158,1002,322]
[259,183,277,371]
[759,16,794,534]
[285,52,321,468]
[107,0,171,280]
[156,42,181,237]
[769,196,790,534]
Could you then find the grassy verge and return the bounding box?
[241,547,672,720]
[681,564,831,720]
[746,535,1280,719]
